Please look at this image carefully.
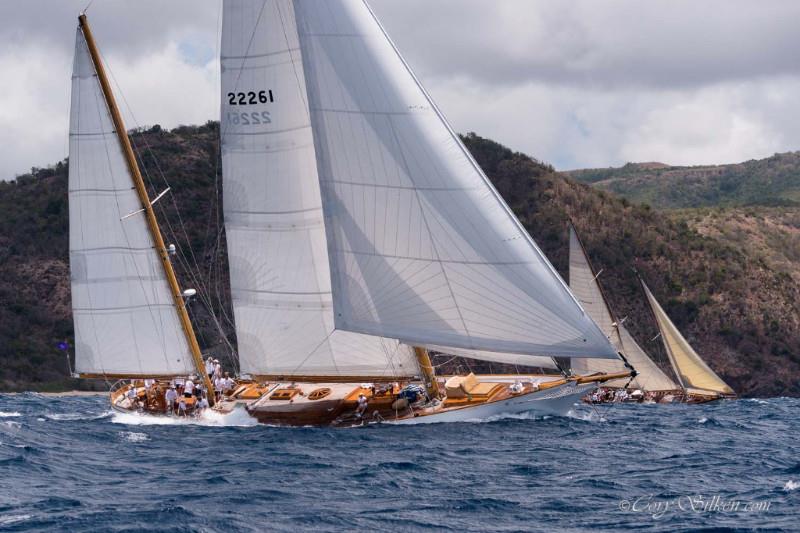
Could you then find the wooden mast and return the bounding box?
[413,347,440,399]
[78,14,215,405]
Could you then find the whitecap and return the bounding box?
[119,431,150,442]
[784,480,799,492]
[2,420,21,429]
[0,411,21,418]
[698,417,708,424]
[0,514,32,526]
[111,406,258,427]
[44,412,111,422]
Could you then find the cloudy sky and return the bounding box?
[2,0,800,179]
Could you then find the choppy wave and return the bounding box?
[0,393,796,532]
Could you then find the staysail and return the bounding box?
[221,0,417,378]
[641,281,734,395]
[292,0,617,360]
[618,325,680,391]
[69,26,195,376]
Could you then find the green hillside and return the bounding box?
[568,152,800,208]
[1,126,798,396]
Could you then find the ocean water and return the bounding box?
[0,394,797,532]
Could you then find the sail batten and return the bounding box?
[642,281,734,395]
[293,0,617,360]
[69,26,194,376]
[220,0,417,378]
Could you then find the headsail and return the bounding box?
[618,325,680,391]
[641,281,734,395]
[69,26,194,376]
[292,0,617,360]
[221,0,417,378]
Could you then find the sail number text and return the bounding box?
[226,111,272,126]
[227,90,274,106]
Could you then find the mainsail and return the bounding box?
[642,281,734,396]
[221,0,417,378]
[69,26,195,376]
[567,225,628,379]
[292,0,617,360]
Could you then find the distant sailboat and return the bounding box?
[641,280,736,401]
[567,224,680,400]
[68,2,631,426]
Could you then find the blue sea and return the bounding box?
[0,394,797,532]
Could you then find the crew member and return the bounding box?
[355,393,368,418]
[184,377,195,398]
[164,386,178,415]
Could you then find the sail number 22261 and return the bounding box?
[227,90,274,105]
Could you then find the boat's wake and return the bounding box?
[110,407,258,427]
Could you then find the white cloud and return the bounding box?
[1,0,800,177]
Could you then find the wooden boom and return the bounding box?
[78,14,215,405]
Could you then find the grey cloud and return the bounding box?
[370,0,800,90]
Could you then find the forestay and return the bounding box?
[69,27,194,376]
[642,282,734,395]
[221,0,417,378]
[293,0,617,360]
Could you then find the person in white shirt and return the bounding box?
[184,378,195,398]
[355,394,368,418]
[213,359,222,380]
[164,386,178,414]
[222,373,235,393]
[205,356,215,379]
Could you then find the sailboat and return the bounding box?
[68,1,631,427]
[567,224,682,403]
[641,280,736,402]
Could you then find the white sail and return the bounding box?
[69,27,194,376]
[618,325,680,391]
[292,0,617,360]
[221,0,417,378]
[642,281,734,395]
[426,346,558,370]
[567,225,679,390]
[567,224,628,378]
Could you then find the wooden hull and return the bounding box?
[111,372,630,427]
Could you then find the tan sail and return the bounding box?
[641,281,734,396]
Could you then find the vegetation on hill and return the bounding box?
[1,126,798,396]
[568,152,800,208]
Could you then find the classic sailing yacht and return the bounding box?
[641,280,736,402]
[568,224,681,402]
[69,14,216,411]
[566,224,734,403]
[68,2,631,426]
